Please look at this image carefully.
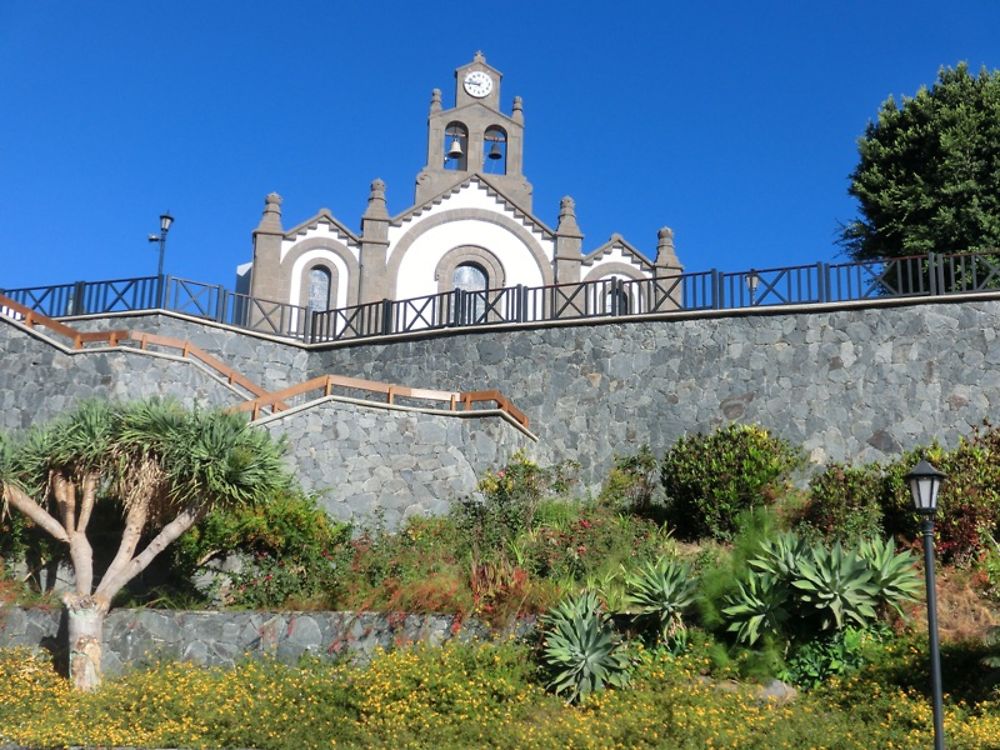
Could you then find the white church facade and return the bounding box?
[239,53,683,325]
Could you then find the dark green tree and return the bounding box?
[841,63,1000,261]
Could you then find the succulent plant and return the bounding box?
[858,536,922,616]
[722,572,791,646]
[623,557,697,643]
[540,590,631,703]
[792,543,879,631]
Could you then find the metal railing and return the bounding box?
[4,251,1000,345]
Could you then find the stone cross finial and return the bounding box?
[364,178,389,219]
[474,50,486,63]
[430,88,442,114]
[255,192,283,233]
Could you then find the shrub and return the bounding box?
[799,462,886,542]
[661,424,803,540]
[792,542,879,631]
[174,490,351,608]
[598,444,665,518]
[779,626,878,689]
[454,450,578,555]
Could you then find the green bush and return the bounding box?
[722,531,919,650]
[175,490,351,609]
[623,556,697,645]
[661,424,803,540]
[598,444,665,518]
[808,423,1000,564]
[799,463,886,542]
[454,450,579,555]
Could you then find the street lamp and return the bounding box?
[905,459,947,750]
[148,212,174,278]
[746,269,760,306]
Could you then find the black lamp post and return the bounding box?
[905,459,947,750]
[148,212,174,278]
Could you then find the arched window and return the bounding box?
[307,266,332,311]
[453,262,488,292]
[483,125,507,175]
[606,287,631,315]
[443,122,469,171]
[453,262,488,323]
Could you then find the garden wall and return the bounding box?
[258,398,533,529]
[0,606,527,676]
[22,294,1000,496]
[0,319,241,431]
[310,296,1000,481]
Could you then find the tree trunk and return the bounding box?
[64,595,107,691]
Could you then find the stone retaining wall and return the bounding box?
[0,320,241,431]
[14,296,1000,504]
[0,606,529,676]
[259,398,533,528]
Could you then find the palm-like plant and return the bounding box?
[792,543,879,631]
[623,557,697,643]
[858,536,922,617]
[540,590,631,703]
[722,572,790,646]
[0,399,290,690]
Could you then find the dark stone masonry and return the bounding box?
[0,606,530,676]
[5,295,1000,521]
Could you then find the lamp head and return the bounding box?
[905,460,946,515]
[160,212,174,233]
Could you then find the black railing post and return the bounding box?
[381,299,394,336]
[304,309,315,343]
[710,269,720,310]
[69,281,86,316]
[928,252,939,296]
[216,288,228,323]
[452,289,464,327]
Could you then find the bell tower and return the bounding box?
[416,52,533,210]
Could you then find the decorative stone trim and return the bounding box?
[435,245,507,292]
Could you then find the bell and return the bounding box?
[447,137,463,159]
[488,141,503,160]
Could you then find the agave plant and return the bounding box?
[749,530,809,579]
[858,536,922,617]
[722,572,790,646]
[540,590,631,703]
[792,543,879,631]
[623,557,697,643]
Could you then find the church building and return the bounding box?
[240,53,683,318]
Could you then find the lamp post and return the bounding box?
[746,269,759,306]
[905,459,947,750]
[148,212,174,278]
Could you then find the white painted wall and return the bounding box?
[288,248,351,310]
[386,182,553,266]
[394,219,546,300]
[280,225,360,264]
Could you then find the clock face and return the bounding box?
[463,70,493,98]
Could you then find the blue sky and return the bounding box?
[1,1,998,292]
